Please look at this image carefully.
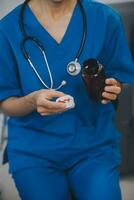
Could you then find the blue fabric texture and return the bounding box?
[0,0,134,173]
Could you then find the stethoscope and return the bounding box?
[20,0,87,90]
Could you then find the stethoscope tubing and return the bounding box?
[19,0,87,90]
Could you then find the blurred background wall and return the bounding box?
[0,0,133,18]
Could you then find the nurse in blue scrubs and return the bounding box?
[0,0,134,199]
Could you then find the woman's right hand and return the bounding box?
[33,89,67,116]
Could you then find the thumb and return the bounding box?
[47,89,65,99]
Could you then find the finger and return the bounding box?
[104,86,121,94]
[102,92,117,100]
[40,112,54,116]
[47,89,65,99]
[101,99,110,104]
[37,106,67,114]
[38,98,66,109]
[105,78,118,85]
[37,106,47,113]
[46,99,67,109]
[40,109,65,116]
[37,107,59,114]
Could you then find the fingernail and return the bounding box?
[102,100,107,104]
[102,92,105,96]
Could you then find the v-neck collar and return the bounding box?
[24,2,79,47]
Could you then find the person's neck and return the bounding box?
[30,0,77,20]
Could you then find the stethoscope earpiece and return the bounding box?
[54,80,67,91]
[61,80,67,86]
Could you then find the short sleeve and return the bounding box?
[0,29,22,101]
[101,13,134,84]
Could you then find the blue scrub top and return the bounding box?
[0,0,134,173]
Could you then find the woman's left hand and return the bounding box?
[101,78,122,104]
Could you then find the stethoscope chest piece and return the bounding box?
[20,0,87,88]
[67,59,81,76]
